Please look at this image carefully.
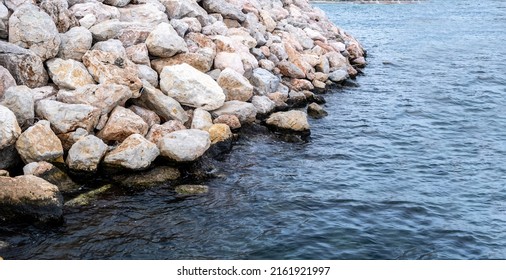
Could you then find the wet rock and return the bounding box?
[158,129,211,162]
[211,100,257,124]
[135,81,188,123]
[1,86,34,128]
[0,145,22,170]
[191,108,213,131]
[208,123,232,144]
[128,105,161,128]
[0,105,21,150]
[57,27,93,62]
[146,22,188,58]
[126,44,150,66]
[66,135,108,172]
[213,114,241,130]
[46,59,95,90]
[97,106,149,142]
[111,166,180,188]
[146,121,186,144]
[175,184,208,195]
[15,120,63,164]
[8,4,61,61]
[39,0,79,33]
[0,41,49,88]
[35,100,100,134]
[23,161,80,194]
[266,110,310,133]
[104,134,159,170]
[64,184,112,207]
[57,84,132,115]
[307,102,328,119]
[217,68,254,102]
[0,175,63,223]
[251,95,276,115]
[0,66,16,99]
[250,68,280,95]
[160,63,225,111]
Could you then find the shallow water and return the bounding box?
[1,0,506,259]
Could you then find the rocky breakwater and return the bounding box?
[0,0,365,224]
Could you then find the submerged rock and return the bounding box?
[112,166,181,188]
[175,184,209,195]
[307,102,328,119]
[64,184,112,207]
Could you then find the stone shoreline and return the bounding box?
[0,0,365,224]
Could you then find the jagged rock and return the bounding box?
[118,3,169,25]
[23,161,79,194]
[202,0,245,22]
[89,20,152,47]
[39,0,78,33]
[57,128,88,151]
[92,39,127,57]
[0,3,9,39]
[57,84,132,115]
[46,59,95,90]
[278,61,306,79]
[160,0,208,24]
[82,50,142,96]
[0,66,16,99]
[126,44,150,65]
[259,59,275,71]
[170,18,189,37]
[15,120,63,163]
[35,100,100,134]
[146,121,186,144]
[307,102,328,119]
[104,134,159,170]
[146,22,188,58]
[8,4,61,61]
[0,175,63,223]
[137,64,159,88]
[213,114,241,130]
[158,129,210,162]
[251,95,276,115]
[328,69,349,83]
[0,105,21,150]
[31,86,58,102]
[266,110,310,132]
[191,108,213,131]
[67,135,108,172]
[175,184,208,195]
[112,166,180,188]
[78,14,95,29]
[160,63,225,111]
[3,0,35,11]
[151,50,214,73]
[0,41,49,88]
[290,79,314,91]
[70,2,120,24]
[208,123,232,144]
[202,21,228,36]
[135,81,188,123]
[250,68,280,95]
[211,100,257,124]
[97,106,149,142]
[129,105,161,128]
[259,10,276,32]
[104,0,131,7]
[57,27,93,62]
[217,68,254,102]
[1,86,34,128]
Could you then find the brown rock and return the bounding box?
[97,106,149,142]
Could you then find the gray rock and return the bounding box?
[211,100,257,124]
[103,0,131,7]
[97,106,149,142]
[89,20,152,47]
[46,58,95,90]
[0,2,9,39]
[146,22,188,58]
[67,135,108,172]
[137,64,159,88]
[128,105,161,128]
[4,0,35,11]
[0,66,16,99]
[0,145,22,170]
[250,68,280,95]
[70,2,120,24]
[251,95,276,115]
[35,100,101,134]
[159,0,208,24]
[217,68,254,102]
[135,81,188,123]
[191,108,213,131]
[15,120,64,163]
[118,3,169,25]
[266,110,310,132]
[0,41,49,88]
[328,69,349,83]
[57,84,132,115]
[158,129,210,162]
[104,134,159,170]
[1,86,35,128]
[0,105,21,150]
[307,102,328,119]
[57,27,93,62]
[146,121,186,144]
[91,39,127,57]
[126,44,150,65]
[39,0,79,33]
[23,161,79,194]
[202,0,245,22]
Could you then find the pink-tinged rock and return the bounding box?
[97,106,149,142]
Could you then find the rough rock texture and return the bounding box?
[0,3,8,39]
[1,86,34,128]
[8,4,61,61]
[146,22,188,58]
[112,166,180,188]
[0,41,48,88]
[39,0,78,33]
[191,108,213,131]
[129,105,161,128]
[213,114,241,130]
[67,135,108,172]
[307,102,328,119]
[104,133,159,170]
[23,161,79,194]
[0,175,63,223]
[266,110,310,132]
[15,120,63,163]
[0,66,16,98]
[208,123,232,144]
[70,2,120,25]
[158,129,211,162]
[151,51,214,73]
[146,120,186,145]
[211,100,257,124]
[97,106,149,142]
[118,3,169,26]
[46,59,95,90]
[135,81,188,123]
[57,84,132,115]
[217,68,254,102]
[250,68,280,95]
[57,27,93,62]
[35,100,100,134]
[251,95,276,115]
[160,63,225,111]
[126,43,150,65]
[0,105,21,150]
[175,184,208,195]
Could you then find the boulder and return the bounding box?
[35,100,100,134]
[66,135,108,172]
[39,0,79,33]
[89,20,152,47]
[266,110,310,132]
[158,129,210,162]
[8,4,61,61]
[146,22,188,58]
[0,41,49,88]
[213,52,244,75]
[57,27,93,62]
[15,120,63,163]
[103,0,131,7]
[151,50,214,73]
[126,44,150,66]
[307,102,328,119]
[135,81,188,123]
[328,69,349,83]
[46,59,95,90]
[56,128,88,151]
[1,86,34,128]
[0,145,22,170]
[0,3,8,39]
[128,105,161,127]
[97,106,149,142]
[217,68,253,102]
[137,64,159,88]
[251,95,276,115]
[250,68,280,95]
[160,63,225,111]
[92,39,127,57]
[23,161,79,194]
[202,0,245,22]
[118,3,169,25]
[211,100,257,124]
[0,66,16,99]
[191,108,213,131]
[104,134,159,170]
[64,184,112,207]
[277,61,306,79]
[70,2,120,24]
[146,121,186,144]
[111,166,180,188]
[213,114,241,130]
[0,105,21,150]
[57,84,132,115]
[208,123,232,144]
[160,0,209,24]
[0,175,63,223]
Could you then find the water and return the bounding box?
[1,0,506,259]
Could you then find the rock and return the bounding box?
[0,105,21,150]
[287,90,307,107]
[251,95,276,115]
[39,0,78,33]
[160,0,208,24]
[118,3,169,26]
[191,108,213,131]
[290,79,314,91]
[151,50,214,73]
[64,184,112,207]
[78,14,96,29]
[213,52,244,74]
[202,0,245,22]
[46,59,95,90]
[0,175,63,223]
[23,161,79,194]
[126,44,150,66]
[213,114,241,130]
[31,86,58,102]
[278,61,306,79]
[266,110,310,132]
[57,84,132,115]
[111,166,180,188]
[259,59,275,71]
[146,22,188,58]
[4,0,35,11]
[70,2,120,24]
[128,105,161,127]
[103,0,131,7]
[8,4,61,61]
[259,10,276,32]
[66,135,108,172]
[92,39,127,57]
[82,50,142,96]
[1,86,34,128]
[56,128,88,151]
[15,120,63,163]
[208,123,232,144]
[97,106,149,142]
[158,129,210,162]
[0,3,8,39]
[0,145,22,170]
[211,100,257,124]
[328,69,349,83]
[0,66,16,99]
[146,121,186,144]
[175,184,208,195]
[250,68,280,95]
[160,63,225,111]
[217,68,253,102]
[0,170,9,177]
[0,41,49,88]
[202,21,228,36]
[135,81,188,123]
[35,100,100,134]
[307,102,328,119]
[181,17,202,33]
[57,27,93,62]
[103,134,159,170]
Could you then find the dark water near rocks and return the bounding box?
[2,0,506,259]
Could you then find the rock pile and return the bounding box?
[0,0,365,223]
